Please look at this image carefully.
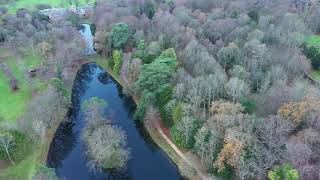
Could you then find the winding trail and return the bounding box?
[152,120,212,180]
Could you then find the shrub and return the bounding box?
[303,46,320,70]
[172,103,182,124]
[268,164,299,180]
[35,4,52,10]
[170,125,184,147]
[16,8,29,18]
[49,78,69,98]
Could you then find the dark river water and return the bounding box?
[46,63,182,180]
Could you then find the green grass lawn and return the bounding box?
[1,0,95,13]
[311,70,320,83]
[0,53,44,122]
[0,52,45,178]
[306,35,320,48]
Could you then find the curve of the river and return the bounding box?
[46,63,182,180]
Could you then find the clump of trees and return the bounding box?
[82,97,129,171]
[132,48,177,121]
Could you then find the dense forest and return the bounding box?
[0,0,320,179]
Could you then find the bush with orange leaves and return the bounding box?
[278,89,320,126]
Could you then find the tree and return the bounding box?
[254,116,294,160]
[83,123,129,170]
[0,130,15,165]
[228,65,249,81]
[113,50,122,75]
[194,126,221,166]
[226,77,250,102]
[183,40,222,76]
[243,39,269,89]
[217,43,241,71]
[174,116,200,149]
[215,128,246,172]
[111,23,129,49]
[27,88,68,140]
[93,30,110,56]
[133,48,177,94]
[138,0,156,19]
[278,89,320,126]
[268,164,299,180]
[37,41,52,66]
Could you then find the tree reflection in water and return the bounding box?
[47,116,76,168]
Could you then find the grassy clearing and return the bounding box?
[1,0,95,13]
[307,35,320,48]
[311,70,320,83]
[0,53,45,122]
[0,49,67,179]
[0,51,46,178]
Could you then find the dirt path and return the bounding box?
[153,120,212,180]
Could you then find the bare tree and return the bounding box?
[226,77,250,102]
[0,130,15,165]
[82,97,129,171]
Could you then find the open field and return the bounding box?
[0,0,95,13]
[0,51,45,122]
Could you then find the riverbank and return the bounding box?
[90,55,209,180]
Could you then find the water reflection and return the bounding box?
[47,118,76,168]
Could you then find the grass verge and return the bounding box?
[311,70,320,83]
[306,35,320,48]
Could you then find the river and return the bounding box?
[46,25,182,180]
